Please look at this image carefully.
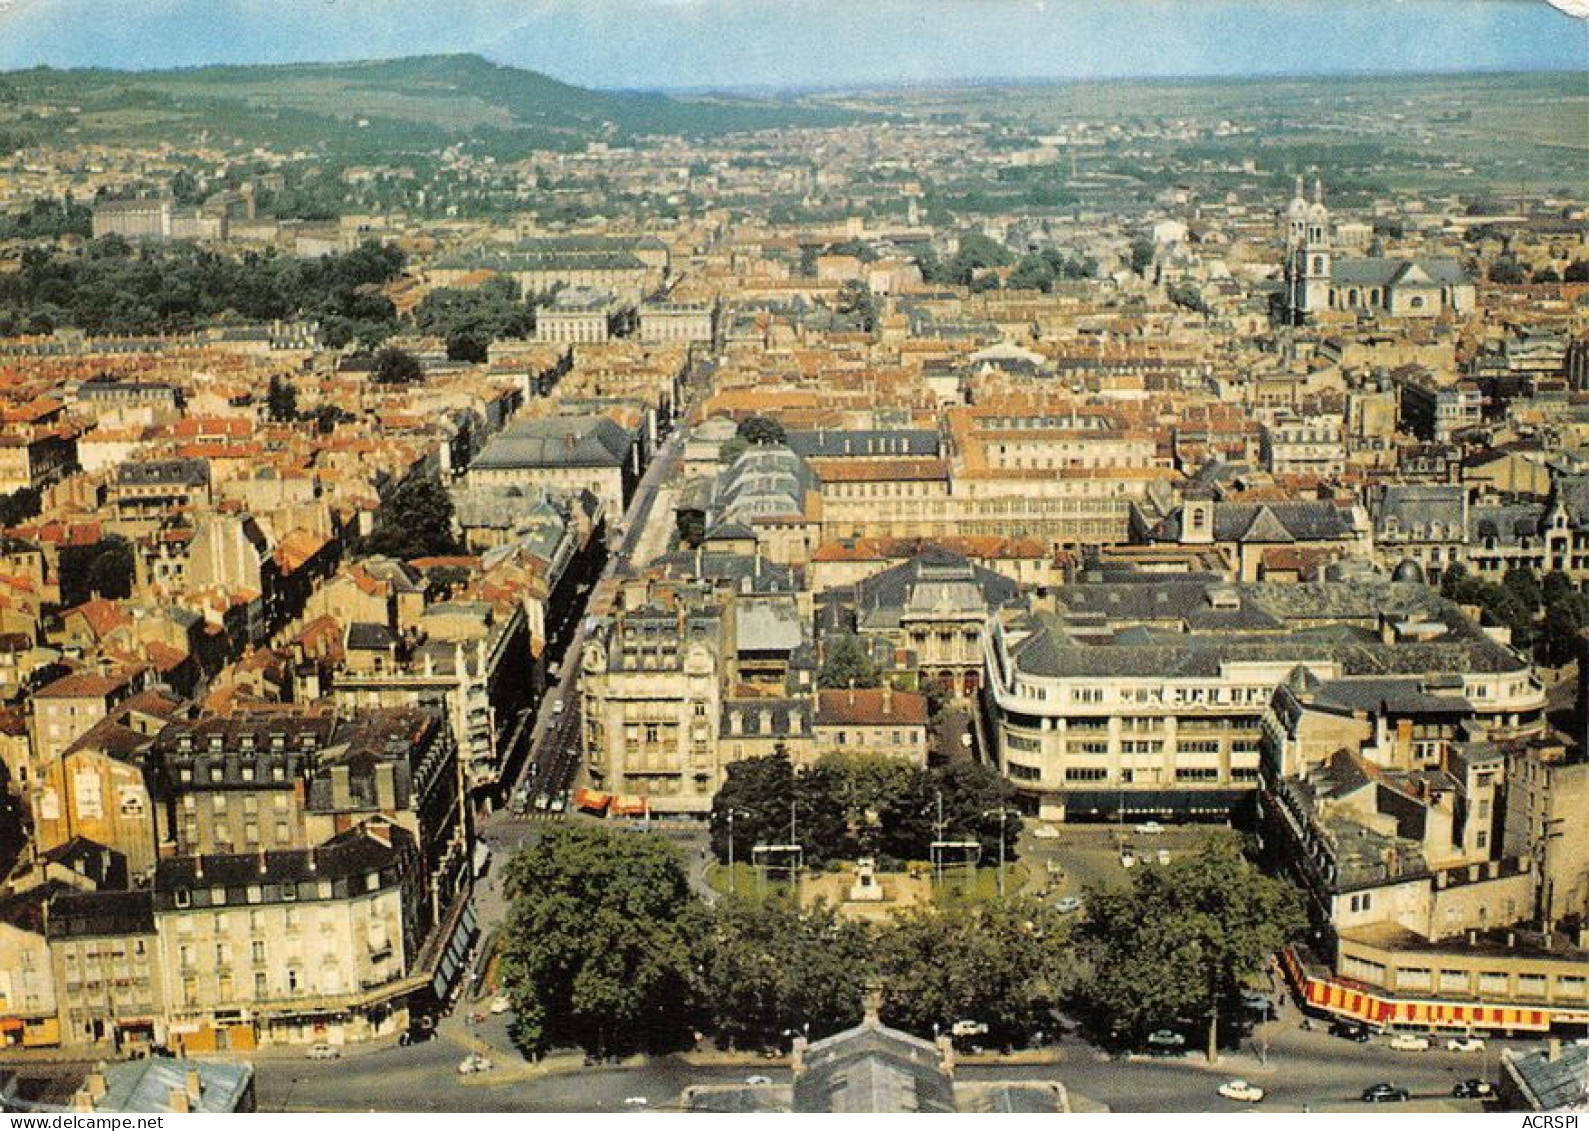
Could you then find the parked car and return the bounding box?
[1217,1079,1266,1103]
[1054,895,1083,914]
[551,698,566,715]
[1240,990,1273,1016]
[549,795,566,813]
[1146,1029,1186,1049]
[1453,1079,1494,1099]
[744,1075,772,1086]
[1389,1033,1431,1051]
[951,1019,989,1037]
[1329,1020,1371,1043]
[489,995,512,1014]
[306,1043,340,1060]
[1446,1036,1485,1053]
[1119,848,1137,868]
[1134,821,1166,835]
[534,793,551,811]
[623,1097,649,1108]
[1361,1083,1410,1103]
[1156,848,1172,866]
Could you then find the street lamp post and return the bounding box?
[726,807,753,895]
[983,807,1019,897]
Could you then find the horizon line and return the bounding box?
[0,50,1583,101]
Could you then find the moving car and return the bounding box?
[1134,821,1166,835]
[306,1043,340,1060]
[1156,848,1172,866]
[1361,1083,1410,1103]
[1453,1079,1494,1099]
[744,1075,772,1086]
[1054,895,1083,914]
[1217,1080,1265,1103]
[1329,1020,1371,1042]
[1146,1029,1186,1049]
[489,994,512,1014]
[551,698,566,715]
[623,1097,648,1108]
[951,1019,989,1037]
[1446,1036,1485,1052]
[1389,1033,1431,1051]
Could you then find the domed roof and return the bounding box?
[1392,558,1424,584]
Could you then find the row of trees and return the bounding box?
[1440,563,1585,665]
[496,824,1301,1061]
[411,275,537,362]
[0,197,92,241]
[0,487,42,529]
[1006,249,1099,292]
[1487,259,1589,286]
[0,238,405,345]
[708,753,1021,870]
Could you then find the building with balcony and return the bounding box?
[983,573,1543,822]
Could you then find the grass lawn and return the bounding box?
[705,859,1030,909]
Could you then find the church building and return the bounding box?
[1281,178,1475,324]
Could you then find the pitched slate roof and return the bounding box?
[470,416,633,471]
[793,1017,955,1113]
[1149,501,1354,544]
[1330,257,1470,287]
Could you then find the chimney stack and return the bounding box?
[375,762,397,811]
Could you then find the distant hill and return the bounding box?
[0,53,867,156]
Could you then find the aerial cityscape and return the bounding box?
[0,0,1586,1118]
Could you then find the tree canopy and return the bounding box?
[876,896,1070,1048]
[693,894,874,1050]
[361,474,460,560]
[1074,838,1304,1058]
[265,374,298,422]
[498,823,698,1058]
[709,752,1020,869]
[817,633,882,690]
[412,275,535,362]
[370,345,423,385]
[0,487,42,529]
[736,415,787,446]
[57,535,136,606]
[0,238,404,342]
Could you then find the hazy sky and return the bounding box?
[0,0,1582,90]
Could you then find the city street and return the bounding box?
[232,1004,1525,1113]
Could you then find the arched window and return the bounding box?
[1410,296,1425,310]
